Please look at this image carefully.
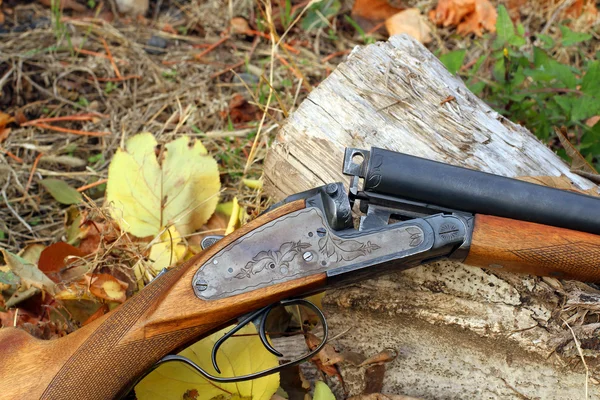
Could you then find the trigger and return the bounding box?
[201,235,225,250]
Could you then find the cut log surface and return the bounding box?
[264,35,600,399]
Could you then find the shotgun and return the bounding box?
[2,146,600,399]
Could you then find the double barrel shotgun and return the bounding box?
[2,147,600,399]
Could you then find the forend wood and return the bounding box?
[464,214,600,282]
[0,199,327,400]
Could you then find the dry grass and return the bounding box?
[0,0,348,253]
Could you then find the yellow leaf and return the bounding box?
[313,381,335,400]
[242,178,263,190]
[216,201,234,216]
[135,323,279,400]
[106,133,220,237]
[225,197,241,235]
[148,226,188,273]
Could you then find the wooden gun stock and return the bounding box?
[0,200,326,400]
[465,214,600,282]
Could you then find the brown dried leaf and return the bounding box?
[364,364,386,394]
[221,94,261,124]
[352,0,404,22]
[82,303,108,326]
[385,9,432,44]
[358,348,398,367]
[429,0,496,36]
[38,242,87,283]
[586,116,600,127]
[0,128,10,143]
[0,111,13,143]
[88,273,128,303]
[231,17,250,34]
[554,127,598,175]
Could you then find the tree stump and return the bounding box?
[264,35,600,399]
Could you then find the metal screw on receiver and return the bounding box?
[302,251,314,262]
[194,279,208,292]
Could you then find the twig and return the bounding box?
[25,152,44,193]
[540,0,576,35]
[0,148,23,163]
[563,319,589,399]
[194,36,230,60]
[99,37,122,79]
[22,114,107,125]
[94,75,141,82]
[77,179,108,192]
[2,177,33,234]
[29,122,111,137]
[322,49,350,64]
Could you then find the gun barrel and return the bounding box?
[354,147,600,235]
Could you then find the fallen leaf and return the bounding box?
[38,242,86,282]
[554,127,598,175]
[231,17,250,34]
[105,133,220,237]
[586,116,600,127]
[88,273,128,303]
[148,225,188,273]
[385,9,432,44]
[225,197,241,235]
[429,0,496,36]
[40,179,83,205]
[358,349,398,367]
[82,304,108,326]
[221,94,261,124]
[364,364,386,394]
[136,323,279,400]
[352,0,403,23]
[77,220,104,255]
[306,333,344,384]
[0,111,14,143]
[5,286,39,308]
[242,178,263,190]
[19,244,46,265]
[313,381,335,400]
[1,249,57,295]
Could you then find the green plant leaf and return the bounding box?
[439,50,466,75]
[40,179,83,205]
[560,25,592,47]
[301,0,341,30]
[0,270,19,285]
[1,249,56,295]
[494,5,514,48]
[136,324,279,400]
[313,381,335,400]
[537,34,555,49]
[581,61,600,95]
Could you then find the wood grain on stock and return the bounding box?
[465,214,600,282]
[0,200,327,400]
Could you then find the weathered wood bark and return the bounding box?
[264,35,600,399]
